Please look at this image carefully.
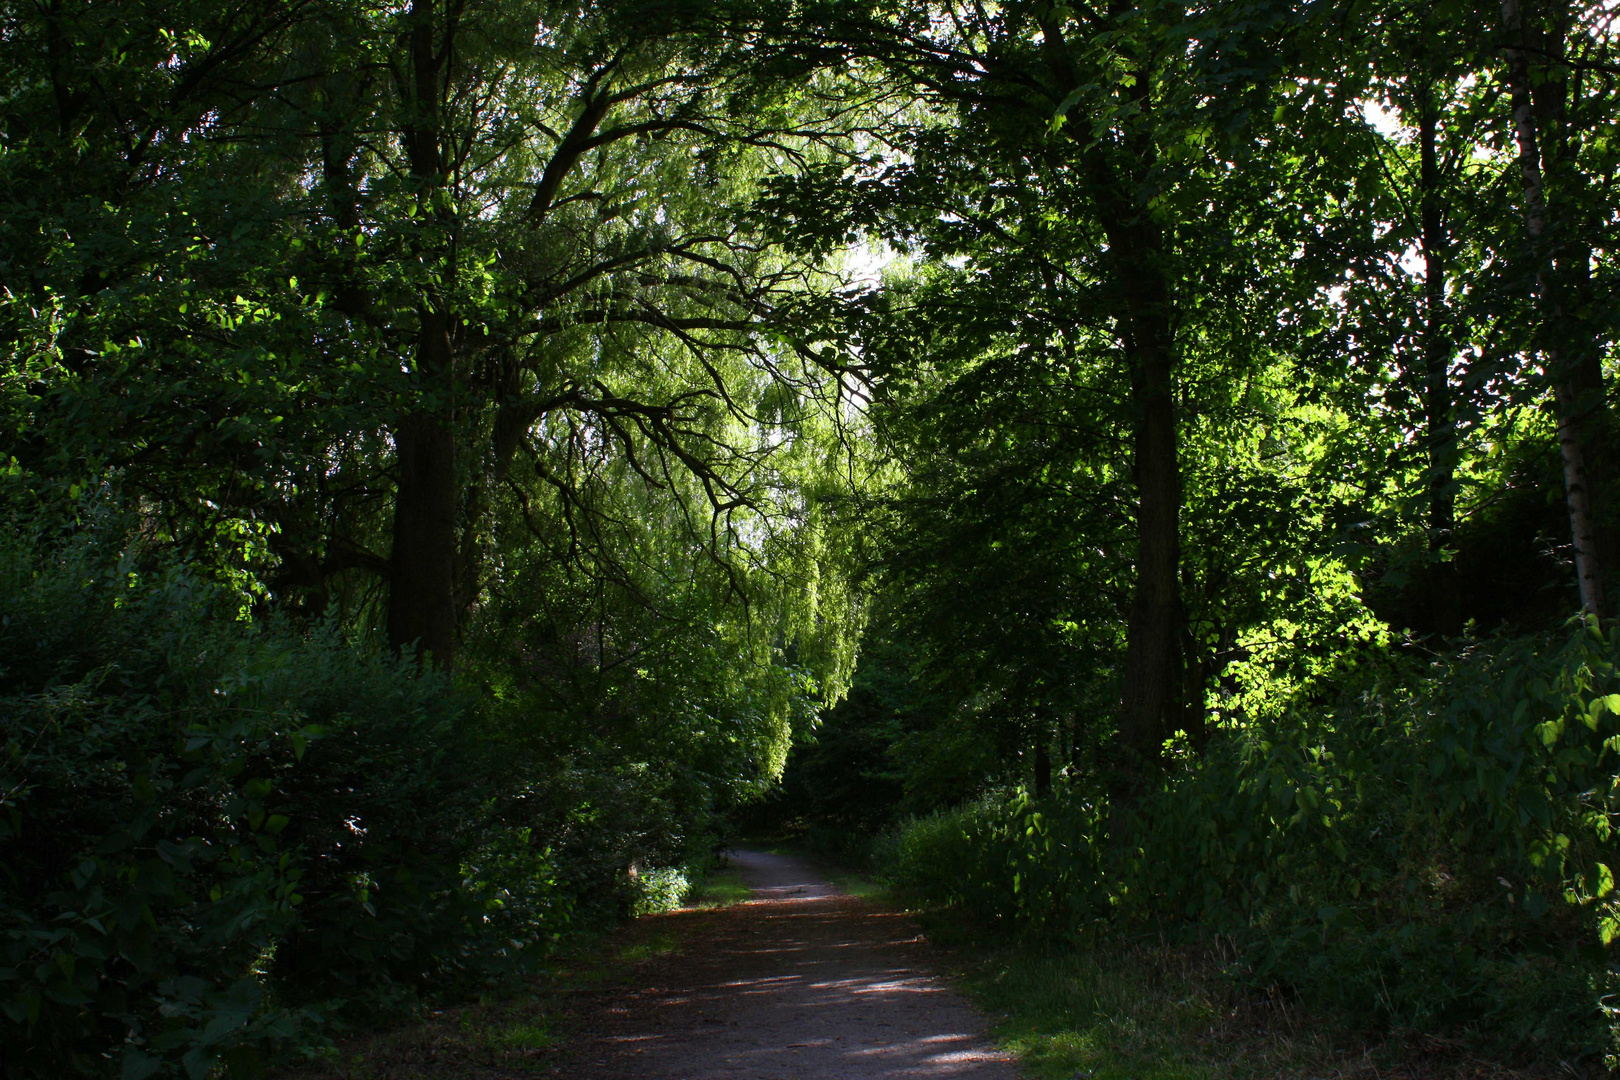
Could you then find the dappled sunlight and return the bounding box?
[566,848,1017,1078]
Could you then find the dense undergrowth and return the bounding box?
[859,629,1620,1067]
[9,3,1620,1077]
[0,528,729,1079]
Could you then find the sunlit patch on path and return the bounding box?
[555,849,1020,1078]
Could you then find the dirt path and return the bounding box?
[558,849,1021,1079]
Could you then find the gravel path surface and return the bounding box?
[561,848,1021,1079]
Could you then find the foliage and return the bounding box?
[0,3,863,1070]
[630,868,695,917]
[875,621,1620,1060]
[0,525,564,1079]
[0,505,830,1079]
[7,0,1620,1073]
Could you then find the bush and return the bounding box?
[0,534,566,1078]
[876,623,1620,1062]
[631,867,693,915]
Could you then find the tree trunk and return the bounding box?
[388,312,459,667]
[1501,0,1607,617]
[1036,15,1184,788]
[387,427,456,666]
[1526,0,1616,589]
[1114,218,1182,781]
[1034,735,1052,797]
[1417,89,1460,636]
[387,0,461,665]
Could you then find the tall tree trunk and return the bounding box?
[1501,0,1607,617]
[388,0,461,665]
[1113,215,1182,780]
[1034,735,1052,797]
[389,314,459,667]
[1417,89,1461,636]
[1037,15,1183,787]
[1527,0,1616,587]
[1563,247,1613,577]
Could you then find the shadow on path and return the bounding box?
[560,848,1020,1079]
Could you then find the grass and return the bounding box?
[824,866,888,901]
[275,859,752,1079]
[273,928,629,1080]
[278,990,573,1079]
[757,843,1568,1080]
[948,934,1323,1080]
[685,864,751,908]
[286,842,1558,1080]
[752,841,1218,1075]
[632,858,753,914]
[479,1018,554,1052]
[918,915,1582,1080]
[617,928,681,962]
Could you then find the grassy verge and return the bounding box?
[277,859,755,1079]
[274,932,623,1080]
[821,864,887,901]
[685,862,751,908]
[946,932,1341,1080]
[921,916,1579,1080]
[769,845,1562,1080]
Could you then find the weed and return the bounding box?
[618,930,681,963]
[687,868,752,908]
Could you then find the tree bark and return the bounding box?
[1417,89,1461,636]
[1112,212,1182,780]
[1501,0,1607,617]
[389,314,459,667]
[1526,0,1615,587]
[387,0,461,666]
[1037,13,1184,786]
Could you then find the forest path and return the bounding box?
[557,848,1021,1079]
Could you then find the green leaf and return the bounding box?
[122,1050,163,1080]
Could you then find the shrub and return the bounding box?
[631,867,693,915]
[876,623,1620,1062]
[0,534,566,1078]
